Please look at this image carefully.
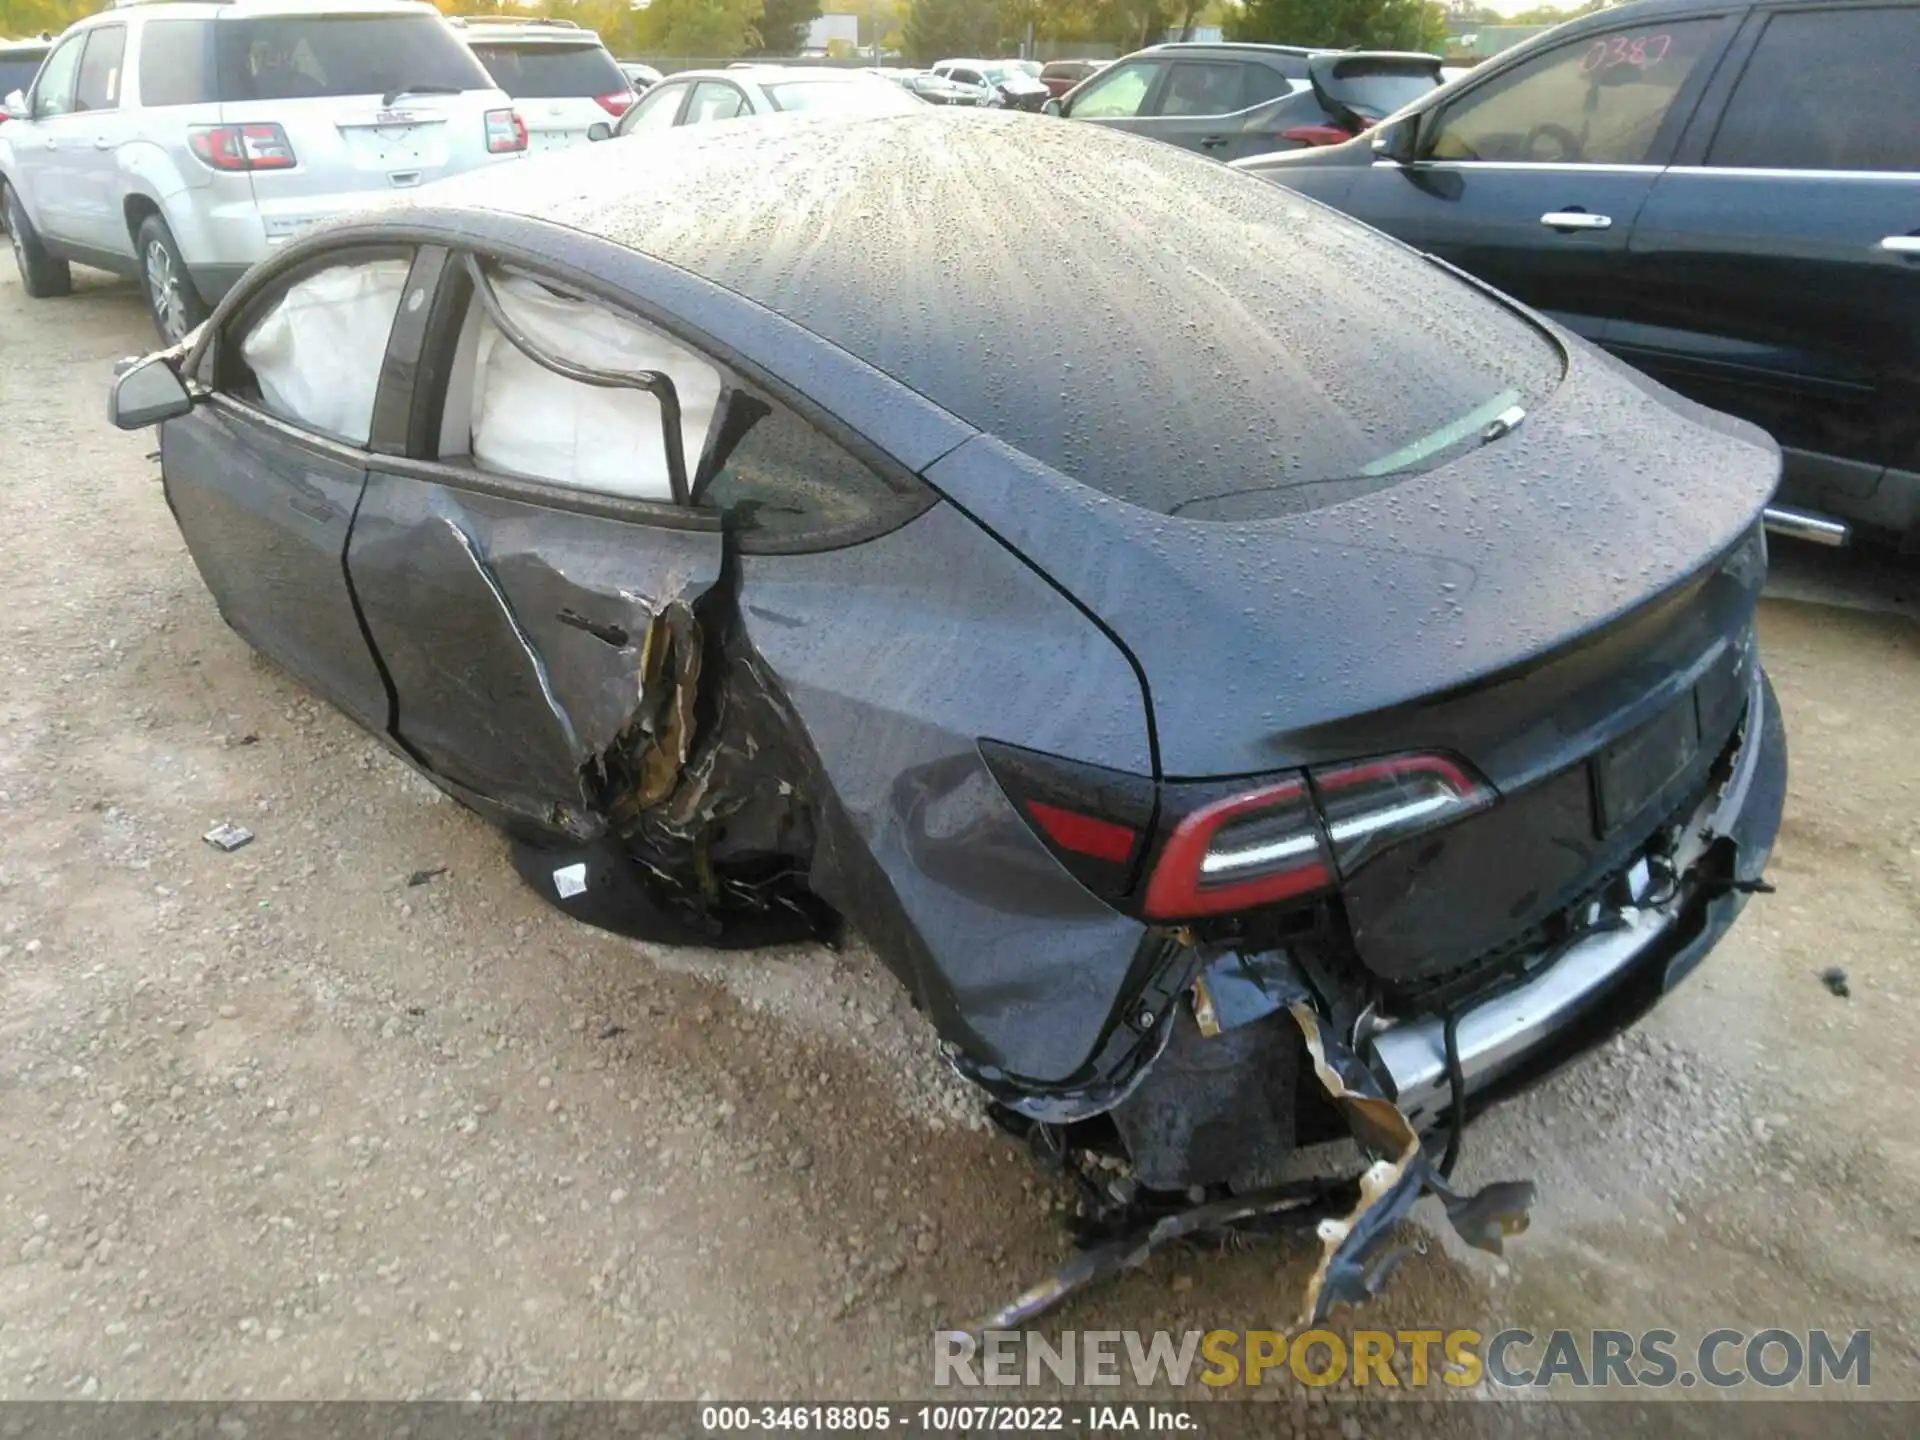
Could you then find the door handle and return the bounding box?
[92,136,113,150]
[1541,211,1612,230]
[1200,136,1229,149]
[1881,235,1920,255]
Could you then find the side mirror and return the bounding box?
[586,120,612,142]
[109,354,194,430]
[1369,115,1419,165]
[3,89,28,121]
[1042,98,1061,117]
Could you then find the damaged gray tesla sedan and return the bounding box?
[109,110,1786,1322]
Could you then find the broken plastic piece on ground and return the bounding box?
[406,867,448,887]
[1291,1000,1534,1324]
[971,972,1537,1332]
[968,1179,1337,1335]
[202,822,254,853]
[507,835,823,950]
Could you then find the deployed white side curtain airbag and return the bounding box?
[240,259,412,444]
[469,275,722,501]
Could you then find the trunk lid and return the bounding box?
[923,338,1779,781]
[928,341,1776,988]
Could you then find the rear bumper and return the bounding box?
[1368,664,1787,1126]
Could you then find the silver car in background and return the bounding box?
[0,0,524,341]
[455,15,635,149]
[603,66,923,139]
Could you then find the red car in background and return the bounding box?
[1039,58,1107,98]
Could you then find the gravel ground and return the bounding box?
[1,265,1917,1416]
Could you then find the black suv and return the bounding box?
[1236,0,1920,550]
[1052,41,1443,163]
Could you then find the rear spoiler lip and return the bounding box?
[1305,50,1444,130]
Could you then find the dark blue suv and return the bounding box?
[1237,0,1920,552]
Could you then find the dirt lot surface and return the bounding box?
[2,266,1917,1419]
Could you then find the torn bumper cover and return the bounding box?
[1369,663,1786,1127]
[982,666,1785,1329]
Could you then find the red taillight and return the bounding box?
[485,108,528,153]
[1025,800,1139,866]
[1281,123,1355,147]
[188,123,297,172]
[1143,777,1333,920]
[594,91,633,117]
[1311,752,1492,875]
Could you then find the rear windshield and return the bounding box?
[470,41,624,99]
[0,52,47,97]
[214,15,491,102]
[1323,64,1441,120]
[763,79,918,115]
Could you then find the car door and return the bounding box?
[161,244,419,735]
[340,248,729,833]
[66,22,131,256]
[1057,56,1166,133]
[1123,57,1297,159]
[1333,15,1738,344]
[1617,2,1920,532]
[11,29,87,244]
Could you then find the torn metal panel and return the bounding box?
[345,469,722,835]
[974,956,1535,1331]
[587,567,825,932]
[1291,1000,1533,1325]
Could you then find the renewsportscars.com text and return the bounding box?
[933,1327,1871,1391]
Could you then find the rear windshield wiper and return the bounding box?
[380,84,463,105]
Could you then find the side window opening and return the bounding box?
[1425,20,1721,165]
[436,262,722,504]
[697,398,926,553]
[1706,7,1920,174]
[421,255,931,549]
[74,25,125,112]
[137,19,214,107]
[228,255,413,445]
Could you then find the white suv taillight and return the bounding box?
[188,123,298,172]
[594,91,633,117]
[485,108,528,153]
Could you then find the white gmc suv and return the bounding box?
[0,0,527,341]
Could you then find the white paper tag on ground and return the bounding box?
[552,862,588,899]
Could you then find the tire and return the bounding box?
[3,183,73,299]
[135,213,208,345]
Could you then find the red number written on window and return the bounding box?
[1579,33,1674,75]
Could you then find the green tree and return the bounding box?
[0,0,98,41]
[1226,0,1446,51]
[903,0,999,62]
[750,0,823,54]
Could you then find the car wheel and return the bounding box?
[135,214,207,345]
[3,183,74,300]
